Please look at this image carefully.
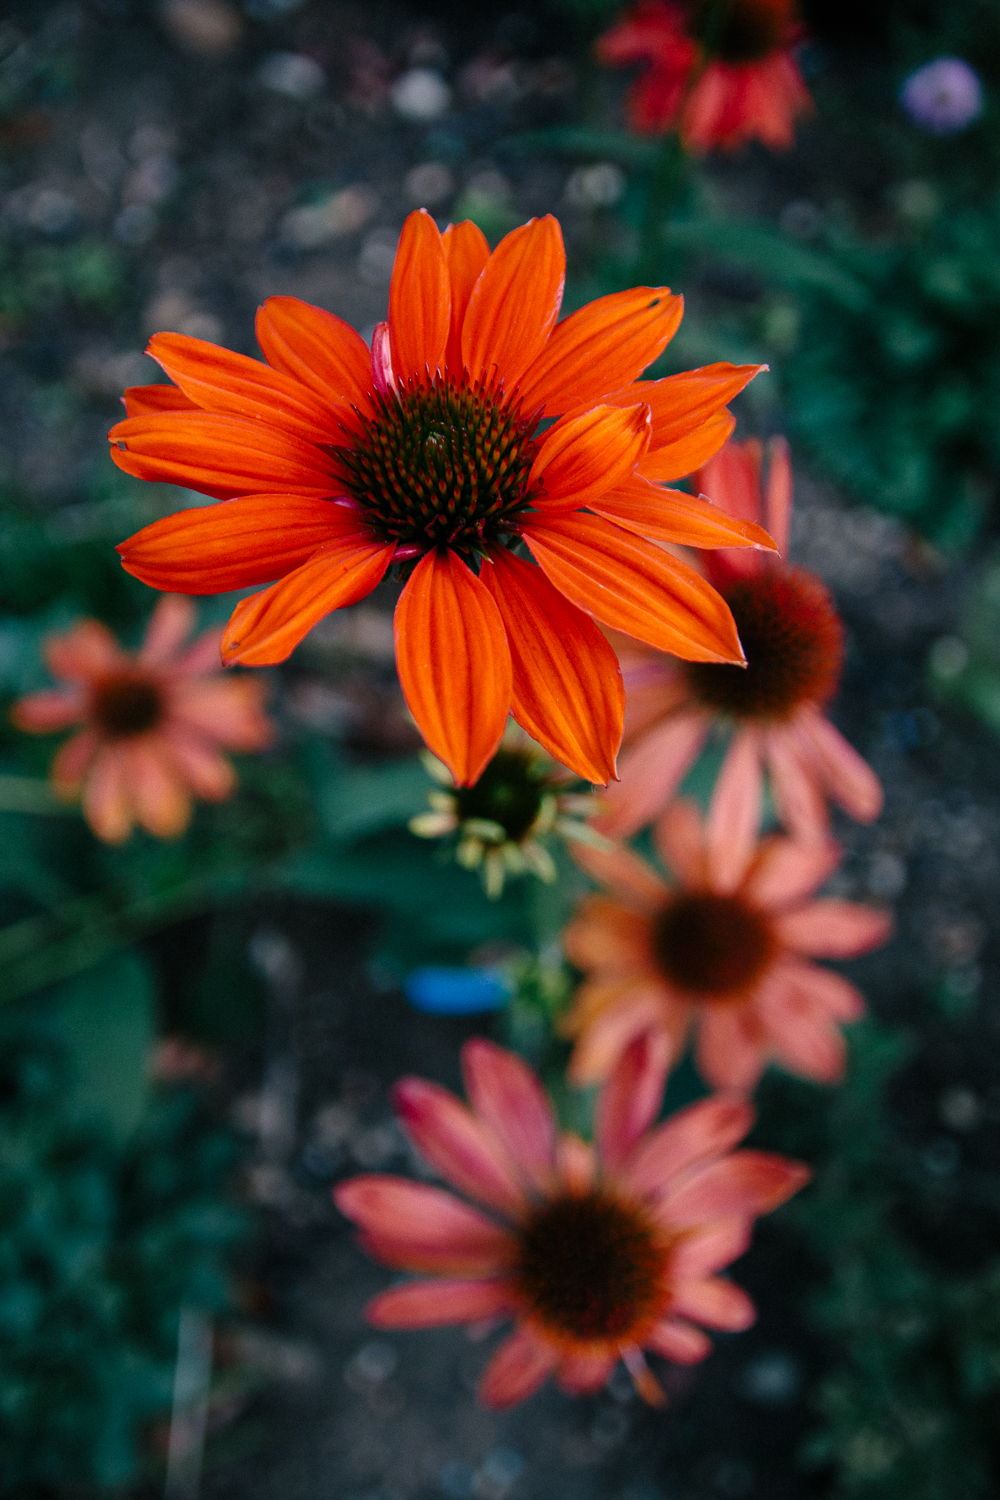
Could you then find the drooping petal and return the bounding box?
[388,209,450,381]
[461,1039,557,1192]
[757,973,848,1083]
[773,900,892,958]
[765,729,829,840]
[794,708,884,823]
[705,728,763,894]
[334,1176,513,1272]
[775,960,865,1023]
[366,1278,519,1329]
[393,549,512,787]
[10,688,84,733]
[254,296,373,413]
[159,727,236,801]
[480,547,623,785]
[462,216,565,392]
[518,285,683,416]
[652,798,708,888]
[595,1029,670,1172]
[591,472,776,550]
[392,1076,528,1216]
[556,1348,618,1396]
[522,511,744,664]
[622,1094,755,1201]
[126,738,193,838]
[569,839,670,911]
[118,493,368,594]
[221,535,395,666]
[645,1318,712,1364]
[657,1150,810,1229]
[742,835,842,911]
[139,594,196,665]
[109,411,337,500]
[670,1277,755,1332]
[670,1217,753,1280]
[442,219,490,373]
[595,711,710,840]
[82,744,133,843]
[529,404,651,514]
[695,1006,769,1094]
[637,408,736,483]
[124,383,197,416]
[764,436,792,557]
[478,1324,558,1409]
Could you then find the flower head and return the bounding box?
[11,595,272,842]
[334,1032,808,1407]
[564,798,891,1090]
[598,437,883,841]
[410,729,606,898]
[110,210,774,788]
[598,0,812,152]
[900,58,983,135]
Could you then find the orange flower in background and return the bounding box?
[598,438,884,841]
[564,798,891,1091]
[11,595,272,843]
[111,209,774,788]
[335,1033,808,1408]
[598,0,812,152]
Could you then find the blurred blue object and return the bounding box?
[404,966,513,1015]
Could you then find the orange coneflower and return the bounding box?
[335,1033,808,1407]
[598,0,812,152]
[598,438,883,840]
[11,595,272,842]
[110,210,774,788]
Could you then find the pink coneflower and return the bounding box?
[11,594,272,842]
[597,437,883,841]
[564,798,891,1090]
[335,1033,808,1407]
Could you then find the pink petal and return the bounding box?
[391,1078,528,1217]
[706,728,763,893]
[622,1094,754,1200]
[81,744,133,843]
[595,711,709,839]
[645,1317,712,1364]
[763,436,792,557]
[595,1030,670,1173]
[334,1176,513,1273]
[556,1132,595,1195]
[365,1277,518,1329]
[176,628,225,676]
[671,1276,755,1332]
[764,730,828,840]
[45,620,124,682]
[461,1039,556,1192]
[10,688,84,733]
[569,840,670,912]
[773,900,892,958]
[652,798,708,887]
[757,975,847,1083]
[51,729,99,792]
[657,1150,810,1229]
[742,835,841,911]
[139,594,196,665]
[568,990,675,1086]
[170,677,273,751]
[795,708,883,823]
[694,1006,768,1093]
[776,960,865,1022]
[159,727,235,801]
[478,1324,558,1408]
[670,1217,753,1279]
[556,1348,617,1396]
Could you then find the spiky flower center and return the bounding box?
[515,1190,668,1341]
[685,566,843,721]
[337,373,540,557]
[654,892,774,998]
[92,671,165,738]
[453,748,547,841]
[689,0,789,62]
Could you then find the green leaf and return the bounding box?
[51,950,155,1140]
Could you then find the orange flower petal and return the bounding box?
[442,219,490,372]
[123,383,196,416]
[610,363,764,448]
[519,286,683,416]
[462,216,565,392]
[393,549,512,786]
[591,472,778,550]
[638,408,736,483]
[521,511,744,664]
[388,209,450,381]
[147,332,343,443]
[481,547,623,785]
[254,295,373,413]
[118,494,371,594]
[109,412,336,500]
[220,534,394,666]
[529,404,651,514]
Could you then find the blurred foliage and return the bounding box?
[927,548,1000,735]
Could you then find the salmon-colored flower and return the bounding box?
[564,798,891,1090]
[598,438,883,841]
[110,210,774,788]
[598,0,812,152]
[334,1032,808,1407]
[10,595,272,843]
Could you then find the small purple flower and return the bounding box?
[901,58,984,135]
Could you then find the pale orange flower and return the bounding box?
[109,209,775,788]
[598,438,883,841]
[335,1033,808,1408]
[564,798,891,1091]
[11,595,272,842]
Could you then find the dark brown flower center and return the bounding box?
[453,748,547,841]
[685,566,843,722]
[514,1189,667,1341]
[336,372,540,559]
[654,892,774,998]
[688,0,790,62]
[92,672,164,738]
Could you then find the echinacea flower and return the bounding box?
[334,1032,808,1407]
[597,437,883,841]
[110,209,775,788]
[598,0,812,152]
[409,729,606,898]
[563,797,891,1090]
[10,595,272,842]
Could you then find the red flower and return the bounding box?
[110,210,773,788]
[335,1033,808,1407]
[598,0,812,152]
